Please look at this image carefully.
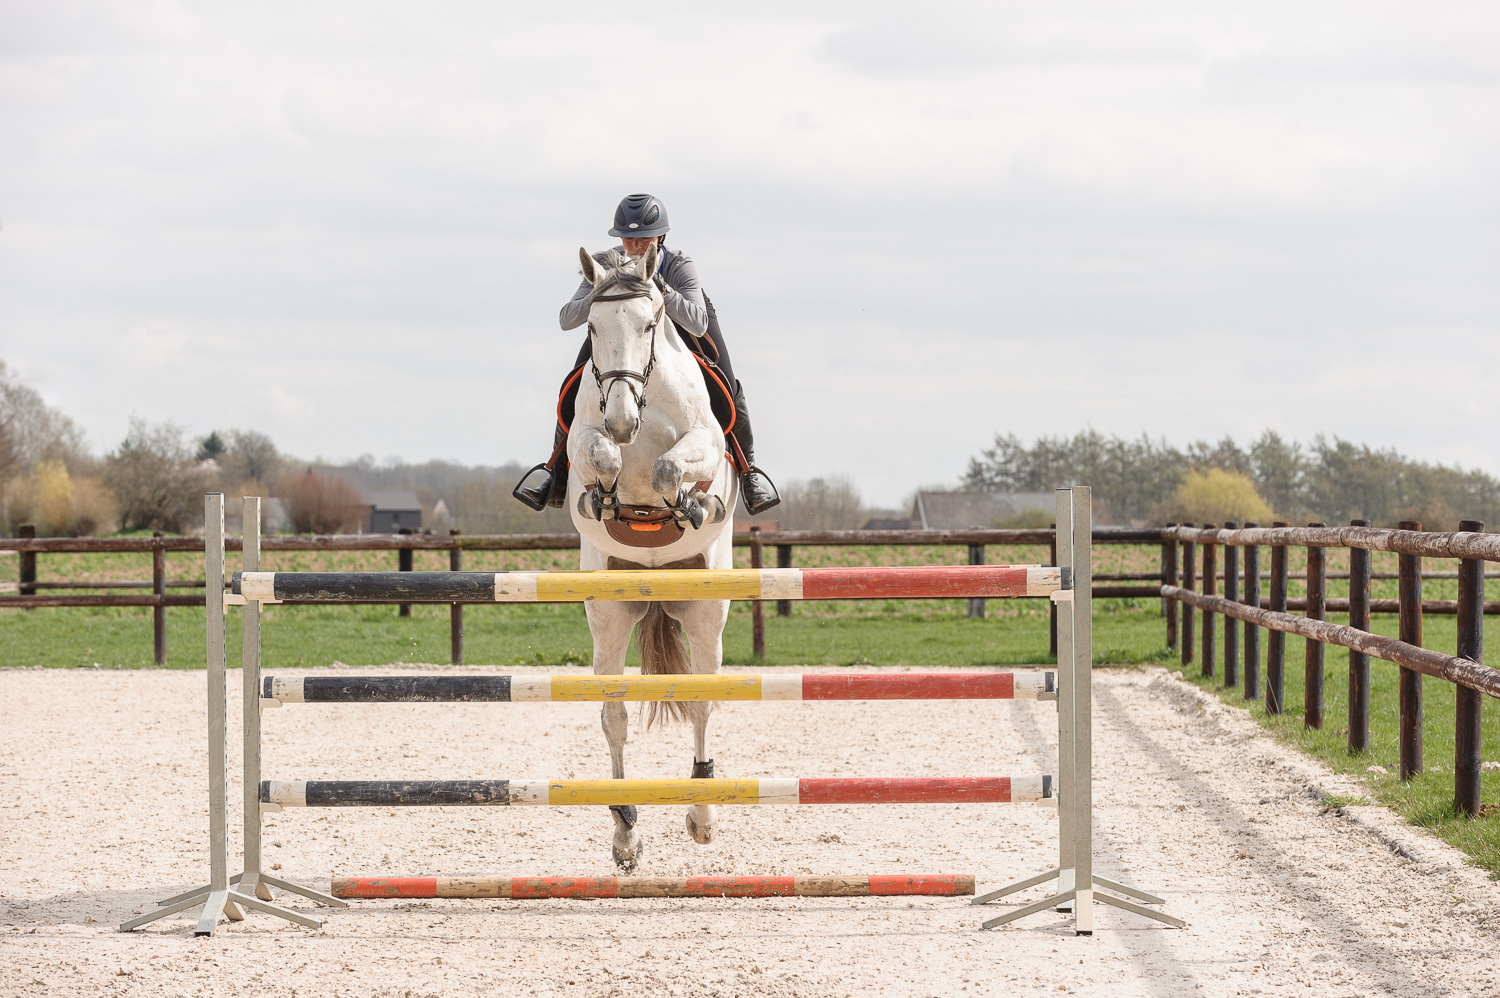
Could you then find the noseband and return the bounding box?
[588,282,665,414]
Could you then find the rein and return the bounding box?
[588,282,665,414]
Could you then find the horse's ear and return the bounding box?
[580,247,604,286]
[637,241,658,281]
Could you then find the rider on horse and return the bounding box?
[513,194,780,516]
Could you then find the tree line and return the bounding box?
[962,430,1500,528]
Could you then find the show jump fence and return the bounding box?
[0,524,1164,665]
[121,488,1184,937]
[1161,521,1500,818]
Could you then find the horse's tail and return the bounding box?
[638,602,691,727]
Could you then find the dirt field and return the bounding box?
[3,664,1499,997]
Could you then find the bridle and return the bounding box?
[587,281,665,414]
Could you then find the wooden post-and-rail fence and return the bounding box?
[1161,521,1499,819]
[0,525,1165,667]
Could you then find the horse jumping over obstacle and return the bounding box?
[563,244,745,869]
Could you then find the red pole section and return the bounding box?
[800,566,1059,600]
[332,874,976,900]
[801,673,1020,699]
[797,777,1017,804]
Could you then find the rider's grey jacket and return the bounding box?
[559,246,709,338]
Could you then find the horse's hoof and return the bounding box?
[686,810,716,845]
[612,838,644,872]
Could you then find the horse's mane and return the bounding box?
[584,248,653,305]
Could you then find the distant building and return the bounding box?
[861,517,915,530]
[366,491,423,534]
[910,492,1055,529]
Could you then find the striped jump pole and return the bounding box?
[262,671,1056,704]
[230,565,1067,604]
[260,776,1053,809]
[333,873,975,900]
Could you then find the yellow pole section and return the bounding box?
[548,675,764,701]
[547,779,764,806]
[534,570,767,602]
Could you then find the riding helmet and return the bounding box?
[608,193,670,238]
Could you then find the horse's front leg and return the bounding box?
[571,423,623,489]
[650,426,721,500]
[587,599,650,870]
[666,598,731,844]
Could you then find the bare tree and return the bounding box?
[103,417,213,532]
[775,476,866,530]
[0,360,88,479]
[276,469,367,534]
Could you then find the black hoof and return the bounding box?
[609,804,638,828]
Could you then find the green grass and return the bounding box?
[1173,610,1500,876]
[0,598,1174,670]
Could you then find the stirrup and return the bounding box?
[512,463,553,511]
[740,466,781,516]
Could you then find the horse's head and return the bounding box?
[579,244,666,445]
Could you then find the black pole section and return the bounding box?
[1455,519,1484,817]
[1304,525,1327,730]
[449,529,463,666]
[1223,522,1239,688]
[397,528,414,618]
[1243,523,1261,701]
[1347,519,1371,754]
[1161,527,1176,631]
[1397,520,1424,781]
[1267,522,1290,715]
[1201,525,1217,678]
[967,544,986,619]
[1181,531,1196,668]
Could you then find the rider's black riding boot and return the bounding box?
[729,381,780,516]
[512,425,570,510]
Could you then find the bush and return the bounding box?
[104,418,213,532]
[1158,468,1274,525]
[276,469,367,534]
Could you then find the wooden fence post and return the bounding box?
[1243,523,1260,702]
[18,523,36,597]
[1304,524,1328,730]
[152,531,167,666]
[397,528,414,617]
[1455,519,1484,817]
[776,544,792,618]
[1397,520,1424,780]
[1223,523,1239,687]
[1267,522,1289,715]
[750,526,765,660]
[1049,526,1059,658]
[1201,525,1217,678]
[967,544,986,619]
[1347,519,1371,754]
[1164,526,1178,651]
[1180,530,1196,667]
[449,529,463,666]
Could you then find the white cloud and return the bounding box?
[1,1,1497,506]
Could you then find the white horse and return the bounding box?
[566,244,738,870]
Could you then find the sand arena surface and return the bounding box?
[2,664,1500,997]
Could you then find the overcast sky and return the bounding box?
[3,2,1497,507]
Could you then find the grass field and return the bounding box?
[4,536,1498,873]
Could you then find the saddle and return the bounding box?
[598,480,717,548]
